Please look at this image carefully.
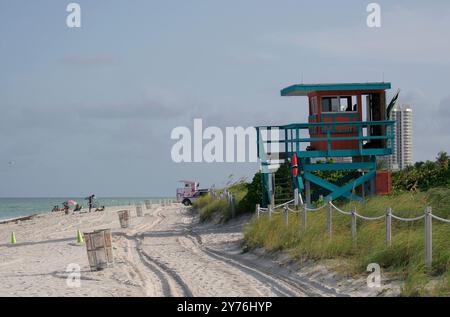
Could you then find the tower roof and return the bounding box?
[281,82,391,96]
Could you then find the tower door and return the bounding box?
[365,92,386,148]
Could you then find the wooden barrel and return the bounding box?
[84,229,114,271]
[117,210,130,228]
[136,205,143,217]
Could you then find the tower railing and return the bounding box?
[256,120,395,161]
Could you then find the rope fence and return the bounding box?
[353,211,386,221]
[273,199,295,210]
[431,214,450,223]
[210,188,237,218]
[304,203,328,212]
[256,201,449,269]
[390,214,425,222]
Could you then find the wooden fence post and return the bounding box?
[327,199,332,239]
[385,207,392,247]
[256,204,260,219]
[305,180,311,207]
[351,206,357,243]
[302,203,307,231]
[284,205,288,226]
[270,173,275,211]
[269,205,272,221]
[294,188,299,208]
[425,206,433,270]
[230,195,236,218]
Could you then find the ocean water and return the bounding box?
[0,197,172,221]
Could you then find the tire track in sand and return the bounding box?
[150,207,298,296]
[114,206,193,297]
[177,207,345,297]
[181,231,305,296]
[187,229,346,297]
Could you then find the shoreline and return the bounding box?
[0,198,175,223]
[0,214,38,225]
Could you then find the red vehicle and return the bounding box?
[176,180,209,206]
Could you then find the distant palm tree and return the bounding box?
[436,151,450,169]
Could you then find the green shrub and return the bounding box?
[194,196,230,222]
[191,175,267,222]
[392,151,450,192]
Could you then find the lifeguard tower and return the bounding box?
[256,82,396,207]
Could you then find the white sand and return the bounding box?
[0,204,401,297]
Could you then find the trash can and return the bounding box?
[136,204,143,217]
[117,210,130,228]
[84,229,113,271]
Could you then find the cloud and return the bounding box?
[75,92,206,121]
[61,55,119,67]
[0,88,207,166]
[397,92,450,161]
[226,49,278,63]
[399,89,428,105]
[261,6,450,65]
[438,96,450,118]
[76,100,184,120]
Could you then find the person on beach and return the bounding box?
[87,194,95,212]
[62,201,69,215]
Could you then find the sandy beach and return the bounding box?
[0,204,401,297]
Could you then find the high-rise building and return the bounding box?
[389,104,413,170]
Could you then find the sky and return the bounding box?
[1,0,450,197]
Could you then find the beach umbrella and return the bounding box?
[67,200,78,206]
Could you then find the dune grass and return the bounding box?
[192,181,253,222]
[243,189,450,296]
[192,194,231,222]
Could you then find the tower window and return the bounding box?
[321,96,357,113]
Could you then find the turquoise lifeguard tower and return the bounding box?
[256,82,396,207]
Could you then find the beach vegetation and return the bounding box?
[243,189,450,296]
[193,151,450,295]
